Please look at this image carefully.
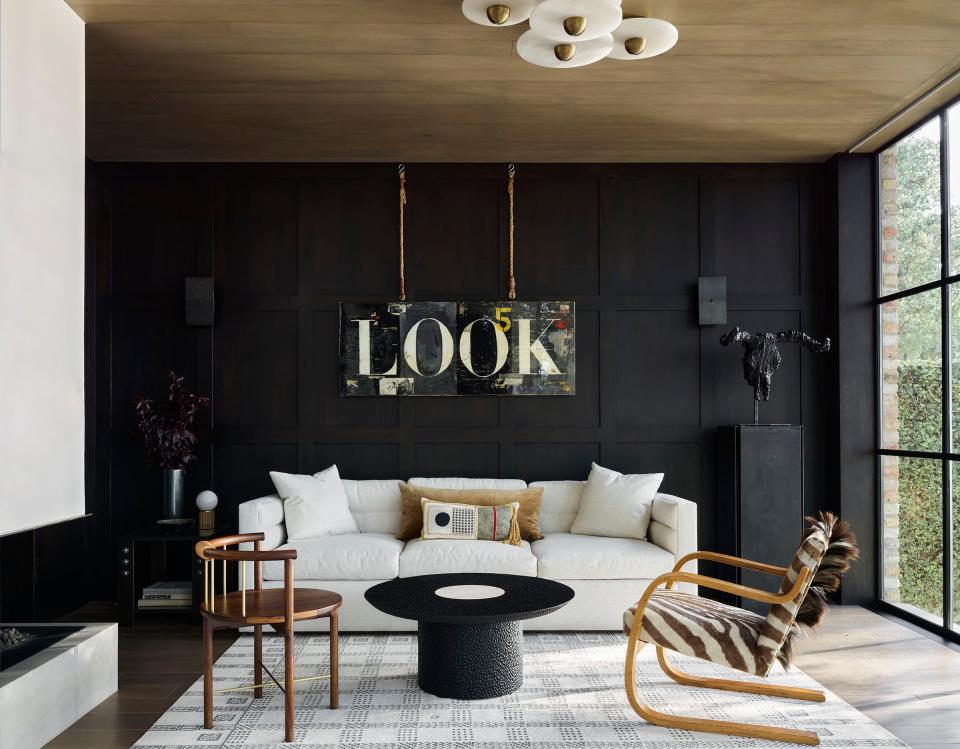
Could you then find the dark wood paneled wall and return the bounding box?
[87,162,830,583]
[824,154,877,604]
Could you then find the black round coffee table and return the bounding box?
[365,573,574,699]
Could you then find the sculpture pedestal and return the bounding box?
[717,425,804,614]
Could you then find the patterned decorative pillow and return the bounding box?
[420,498,521,545]
[398,482,544,541]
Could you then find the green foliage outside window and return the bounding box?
[887,128,960,626]
[895,367,947,618]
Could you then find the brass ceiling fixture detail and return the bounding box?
[465,0,678,68]
[554,43,576,62]
[624,36,647,55]
[462,0,535,27]
[562,16,586,36]
[486,4,510,25]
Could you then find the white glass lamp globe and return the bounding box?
[196,490,218,511]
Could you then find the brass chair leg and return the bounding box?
[656,646,825,702]
[624,633,820,746]
[202,618,213,730]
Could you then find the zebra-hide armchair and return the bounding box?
[623,513,858,746]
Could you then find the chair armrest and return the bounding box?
[673,551,788,577]
[199,547,297,562]
[628,567,810,633]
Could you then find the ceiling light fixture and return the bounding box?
[462,0,677,68]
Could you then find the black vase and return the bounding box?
[161,468,186,519]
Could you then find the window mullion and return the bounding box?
[942,110,954,632]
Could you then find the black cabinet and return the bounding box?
[717,425,804,613]
[117,523,230,627]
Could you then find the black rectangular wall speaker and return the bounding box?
[698,276,727,326]
[185,277,215,326]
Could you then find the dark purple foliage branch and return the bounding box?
[135,372,210,470]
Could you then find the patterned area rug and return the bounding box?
[133,633,904,748]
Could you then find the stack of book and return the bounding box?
[138,581,192,610]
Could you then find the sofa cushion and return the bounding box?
[569,463,663,540]
[263,533,403,581]
[531,532,675,580]
[271,466,358,540]
[342,479,402,535]
[398,482,543,541]
[399,537,537,577]
[407,477,527,491]
[421,499,521,544]
[530,480,584,534]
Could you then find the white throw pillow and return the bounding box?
[270,465,359,540]
[569,463,664,540]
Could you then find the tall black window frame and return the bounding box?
[876,102,959,644]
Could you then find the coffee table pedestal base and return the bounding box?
[417,620,523,699]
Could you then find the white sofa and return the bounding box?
[238,477,697,631]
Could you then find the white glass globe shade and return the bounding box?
[196,490,219,511]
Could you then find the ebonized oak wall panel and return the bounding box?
[89,162,830,590]
[606,177,699,297]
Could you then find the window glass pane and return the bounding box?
[953,462,960,632]
[882,456,943,624]
[881,289,942,452]
[880,118,942,294]
[950,103,960,273]
[952,284,960,453]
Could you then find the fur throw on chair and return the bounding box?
[777,512,859,668]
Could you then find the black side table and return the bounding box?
[118,523,230,627]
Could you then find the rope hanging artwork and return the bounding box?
[397,163,518,302]
[341,162,575,397]
[398,163,407,301]
[507,163,517,301]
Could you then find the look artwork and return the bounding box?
[339,301,575,396]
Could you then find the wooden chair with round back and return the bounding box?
[195,532,342,743]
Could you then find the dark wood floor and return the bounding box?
[43,604,960,748]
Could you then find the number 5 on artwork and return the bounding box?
[495,306,512,333]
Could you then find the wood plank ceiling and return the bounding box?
[67,0,960,162]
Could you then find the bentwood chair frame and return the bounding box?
[625,551,824,746]
[195,532,341,743]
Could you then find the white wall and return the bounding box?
[0,0,85,536]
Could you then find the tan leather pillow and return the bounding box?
[397,482,544,541]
